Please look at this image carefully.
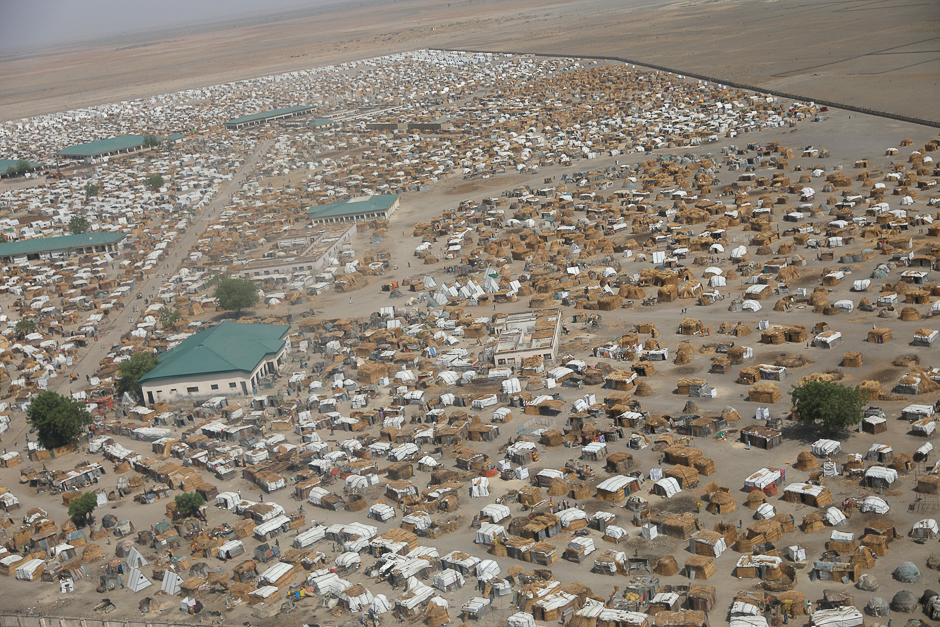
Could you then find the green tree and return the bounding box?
[84,182,100,197]
[214,277,259,315]
[174,491,206,517]
[25,391,93,450]
[791,379,866,435]
[117,351,159,400]
[68,215,90,234]
[159,308,181,330]
[67,492,98,526]
[146,174,165,190]
[5,160,34,177]
[14,318,37,339]
[142,134,162,149]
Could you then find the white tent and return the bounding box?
[741,299,762,311]
[913,519,939,538]
[475,559,500,581]
[126,567,153,593]
[470,477,489,498]
[370,594,392,614]
[859,496,889,514]
[126,547,148,569]
[812,439,841,457]
[475,522,507,545]
[825,507,847,526]
[161,571,183,595]
[654,477,681,497]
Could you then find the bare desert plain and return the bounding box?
[0,3,938,627]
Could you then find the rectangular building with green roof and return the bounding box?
[223,105,315,130]
[139,321,290,405]
[307,195,400,225]
[0,232,126,263]
[57,134,171,159]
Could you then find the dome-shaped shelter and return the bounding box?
[795,451,818,471]
[745,490,766,509]
[654,555,680,576]
[706,490,737,515]
[866,597,890,617]
[893,561,921,583]
[634,381,653,396]
[891,589,918,612]
[856,573,879,591]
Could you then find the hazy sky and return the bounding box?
[0,0,318,51]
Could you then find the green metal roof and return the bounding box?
[310,118,334,127]
[223,105,314,127]
[0,160,41,174]
[0,232,126,258]
[57,134,165,158]
[139,321,289,383]
[307,195,399,220]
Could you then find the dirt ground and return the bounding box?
[0,105,938,625]
[0,0,938,124]
[0,5,939,625]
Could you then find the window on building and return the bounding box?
[229,382,237,389]
[187,387,198,393]
[211,384,219,390]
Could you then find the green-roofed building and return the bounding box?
[0,232,126,263]
[307,195,400,225]
[139,321,290,405]
[223,105,315,130]
[0,160,42,179]
[57,134,174,160]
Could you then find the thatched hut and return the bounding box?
[900,306,921,321]
[706,490,737,515]
[795,451,818,471]
[654,555,680,576]
[745,491,766,509]
[842,352,863,368]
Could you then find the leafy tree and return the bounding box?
[84,182,100,197]
[5,160,33,177]
[146,174,164,190]
[159,308,181,330]
[174,491,206,517]
[25,391,93,450]
[214,277,259,315]
[68,215,90,234]
[14,318,37,339]
[67,492,98,526]
[117,352,159,400]
[791,379,866,435]
[142,134,162,149]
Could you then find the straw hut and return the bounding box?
[900,306,921,321]
[745,490,767,509]
[684,556,715,580]
[748,383,781,403]
[721,407,742,422]
[842,352,863,368]
[665,465,699,490]
[654,555,680,577]
[800,513,825,533]
[850,546,876,570]
[634,382,653,397]
[733,323,753,337]
[867,328,892,343]
[775,591,807,616]
[679,318,704,335]
[706,490,737,515]
[795,451,818,471]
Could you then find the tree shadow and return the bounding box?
[780,420,837,445]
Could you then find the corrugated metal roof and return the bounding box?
[139,321,289,382]
[0,232,126,258]
[57,134,165,157]
[307,194,399,220]
[224,105,314,127]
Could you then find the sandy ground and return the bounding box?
[0,104,938,625]
[1,0,938,124]
[0,5,939,623]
